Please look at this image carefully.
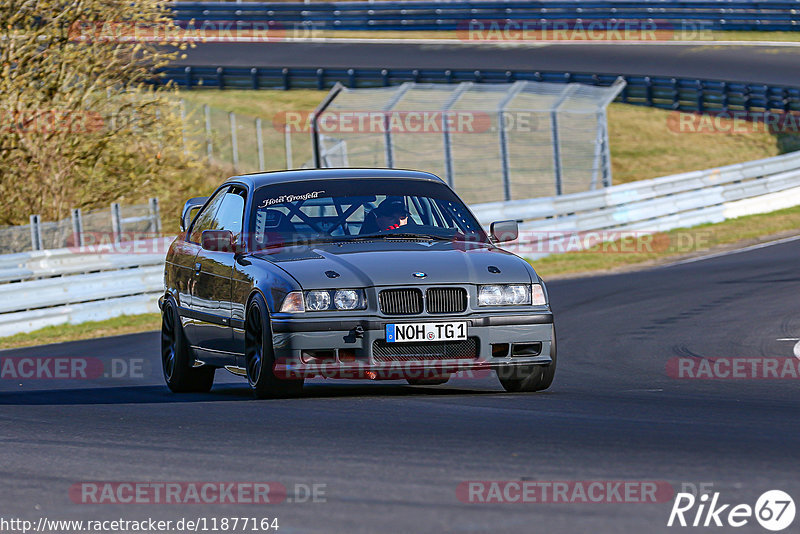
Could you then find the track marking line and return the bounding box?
[661,234,800,268]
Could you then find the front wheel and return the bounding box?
[245,293,304,399]
[161,299,215,393]
[497,327,557,393]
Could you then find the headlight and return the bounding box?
[334,289,363,310]
[306,290,331,311]
[478,284,532,306]
[279,291,305,313]
[299,289,367,311]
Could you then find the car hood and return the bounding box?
[251,240,534,289]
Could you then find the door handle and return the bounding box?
[194,262,201,274]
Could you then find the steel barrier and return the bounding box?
[171,1,800,32]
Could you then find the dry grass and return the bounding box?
[531,204,800,278]
[607,104,787,184]
[0,314,161,350]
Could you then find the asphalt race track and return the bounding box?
[176,41,800,86]
[1,238,799,533]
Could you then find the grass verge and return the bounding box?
[530,204,800,279]
[0,314,161,351]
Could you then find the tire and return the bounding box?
[406,375,450,386]
[161,298,215,393]
[497,326,557,393]
[244,293,304,399]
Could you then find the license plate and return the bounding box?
[385,322,467,343]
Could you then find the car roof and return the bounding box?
[223,168,446,189]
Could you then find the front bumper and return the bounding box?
[269,312,554,380]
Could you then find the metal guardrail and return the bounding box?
[1,150,800,336]
[470,150,800,258]
[172,1,800,31]
[0,240,170,337]
[162,67,800,114]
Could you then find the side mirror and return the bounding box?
[202,229,235,252]
[490,220,518,243]
[181,197,208,231]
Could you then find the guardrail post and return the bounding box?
[216,67,225,90]
[149,198,162,235]
[285,125,294,169]
[256,117,265,170]
[316,68,325,90]
[29,215,42,251]
[111,203,122,244]
[282,68,290,90]
[347,68,356,88]
[229,112,239,170]
[250,67,259,90]
[696,80,705,113]
[71,208,83,247]
[184,66,193,90]
[204,104,213,160]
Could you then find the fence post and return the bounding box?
[111,203,122,244]
[441,82,472,189]
[550,113,563,196]
[285,125,293,169]
[29,214,42,251]
[229,112,239,171]
[149,198,162,234]
[497,81,527,202]
[256,118,265,170]
[382,82,412,169]
[549,84,580,196]
[204,104,213,160]
[71,208,84,247]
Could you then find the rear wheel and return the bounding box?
[497,327,557,393]
[245,293,304,399]
[161,299,215,393]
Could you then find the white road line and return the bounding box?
[661,234,800,268]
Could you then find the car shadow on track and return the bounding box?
[0,382,505,405]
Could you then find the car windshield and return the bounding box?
[248,177,488,250]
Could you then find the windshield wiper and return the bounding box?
[340,232,452,242]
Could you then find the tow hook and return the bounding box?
[352,325,365,338]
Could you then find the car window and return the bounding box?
[249,178,487,249]
[188,187,228,244]
[214,188,247,242]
